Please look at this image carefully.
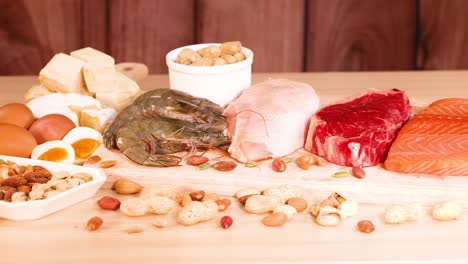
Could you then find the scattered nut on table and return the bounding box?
[177,200,218,226]
[384,203,425,224]
[432,201,462,221]
[244,194,282,214]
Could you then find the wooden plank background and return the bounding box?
[1,0,468,74]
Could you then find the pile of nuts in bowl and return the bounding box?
[175,41,246,66]
[0,160,93,202]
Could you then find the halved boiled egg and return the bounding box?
[31,140,75,164]
[62,127,103,162]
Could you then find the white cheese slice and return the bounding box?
[39,53,85,93]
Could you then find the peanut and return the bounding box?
[176,48,201,65]
[245,195,282,214]
[262,212,287,227]
[177,200,218,226]
[233,52,245,62]
[148,196,176,215]
[86,155,102,164]
[220,215,233,229]
[296,153,317,170]
[126,227,144,234]
[120,198,149,216]
[271,158,286,172]
[153,215,169,228]
[212,161,237,171]
[189,190,205,201]
[213,58,227,66]
[176,192,192,207]
[357,220,375,233]
[352,167,366,179]
[236,188,261,199]
[217,198,232,211]
[187,155,209,166]
[263,185,304,204]
[140,185,177,201]
[238,194,254,204]
[221,54,237,64]
[220,41,241,55]
[97,196,121,210]
[99,160,117,168]
[87,216,103,231]
[273,205,297,220]
[202,193,219,202]
[191,57,213,66]
[198,45,222,58]
[287,198,308,212]
[113,178,142,195]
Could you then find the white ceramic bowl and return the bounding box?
[0,155,106,221]
[166,43,254,106]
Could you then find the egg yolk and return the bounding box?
[38,148,69,162]
[72,139,100,159]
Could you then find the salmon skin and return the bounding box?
[384,98,468,176]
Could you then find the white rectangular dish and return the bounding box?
[0,155,106,221]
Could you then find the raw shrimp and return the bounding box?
[116,117,229,166]
[104,89,226,149]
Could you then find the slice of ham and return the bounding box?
[223,79,320,162]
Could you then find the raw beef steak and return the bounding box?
[224,79,320,162]
[304,89,411,167]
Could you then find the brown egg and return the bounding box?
[0,103,35,129]
[0,123,37,157]
[28,114,76,144]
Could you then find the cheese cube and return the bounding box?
[39,53,85,93]
[86,69,141,110]
[70,47,115,67]
[80,108,118,132]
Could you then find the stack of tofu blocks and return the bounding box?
[27,47,143,132]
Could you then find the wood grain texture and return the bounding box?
[306,0,417,71]
[197,0,306,72]
[0,0,83,75]
[418,0,468,70]
[108,0,195,73]
[82,0,107,52]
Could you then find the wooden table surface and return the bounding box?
[1,71,468,264]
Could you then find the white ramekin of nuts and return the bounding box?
[166,41,254,106]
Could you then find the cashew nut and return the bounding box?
[11,192,27,202]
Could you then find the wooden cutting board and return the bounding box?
[88,145,468,207]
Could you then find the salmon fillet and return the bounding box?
[384,98,468,175]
